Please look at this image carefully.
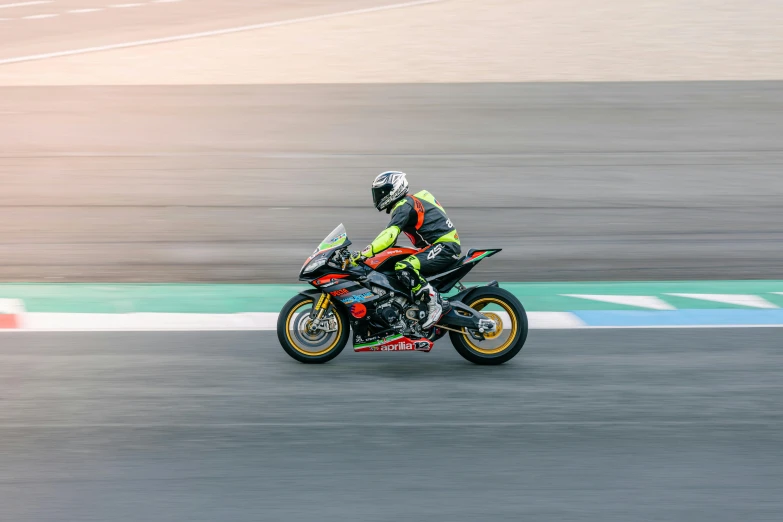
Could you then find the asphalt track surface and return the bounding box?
[1,329,781,521]
[2,81,783,282]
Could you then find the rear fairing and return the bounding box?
[429,249,502,293]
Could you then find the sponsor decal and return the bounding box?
[350,303,367,318]
[353,335,432,353]
[331,289,349,297]
[379,339,433,352]
[340,291,374,305]
[354,332,383,345]
[374,337,433,352]
[380,341,416,351]
[414,341,431,351]
[367,248,415,268]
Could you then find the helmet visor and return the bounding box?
[372,185,391,210]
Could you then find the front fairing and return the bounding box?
[299,246,349,280]
[299,224,353,280]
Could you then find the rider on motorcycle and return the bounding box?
[352,171,461,329]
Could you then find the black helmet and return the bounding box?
[372,171,409,212]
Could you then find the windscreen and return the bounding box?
[316,223,348,252]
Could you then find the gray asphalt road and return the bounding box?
[1,329,781,521]
[1,81,783,282]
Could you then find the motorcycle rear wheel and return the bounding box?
[449,287,528,365]
[277,294,349,364]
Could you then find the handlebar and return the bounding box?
[333,248,352,270]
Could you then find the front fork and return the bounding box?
[307,293,333,335]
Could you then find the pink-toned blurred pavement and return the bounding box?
[1,0,781,84]
[0,0,405,64]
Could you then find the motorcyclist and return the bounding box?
[352,171,461,329]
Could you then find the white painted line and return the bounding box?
[21,12,57,19]
[0,299,25,314]
[3,319,783,333]
[0,0,447,65]
[23,312,279,331]
[110,3,143,7]
[0,1,51,9]
[4,306,779,333]
[562,294,675,310]
[68,8,104,14]
[3,310,580,332]
[666,293,778,309]
[580,324,783,329]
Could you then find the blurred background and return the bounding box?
[1,0,782,282]
[1,1,782,521]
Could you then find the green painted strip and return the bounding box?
[0,281,782,313]
[0,283,302,313]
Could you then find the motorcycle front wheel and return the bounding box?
[277,294,349,364]
[449,287,528,365]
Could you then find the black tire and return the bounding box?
[448,287,528,365]
[277,294,350,364]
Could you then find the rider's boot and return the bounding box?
[418,283,444,329]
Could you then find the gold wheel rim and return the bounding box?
[285,299,342,357]
[463,298,517,355]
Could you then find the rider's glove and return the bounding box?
[350,245,373,266]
